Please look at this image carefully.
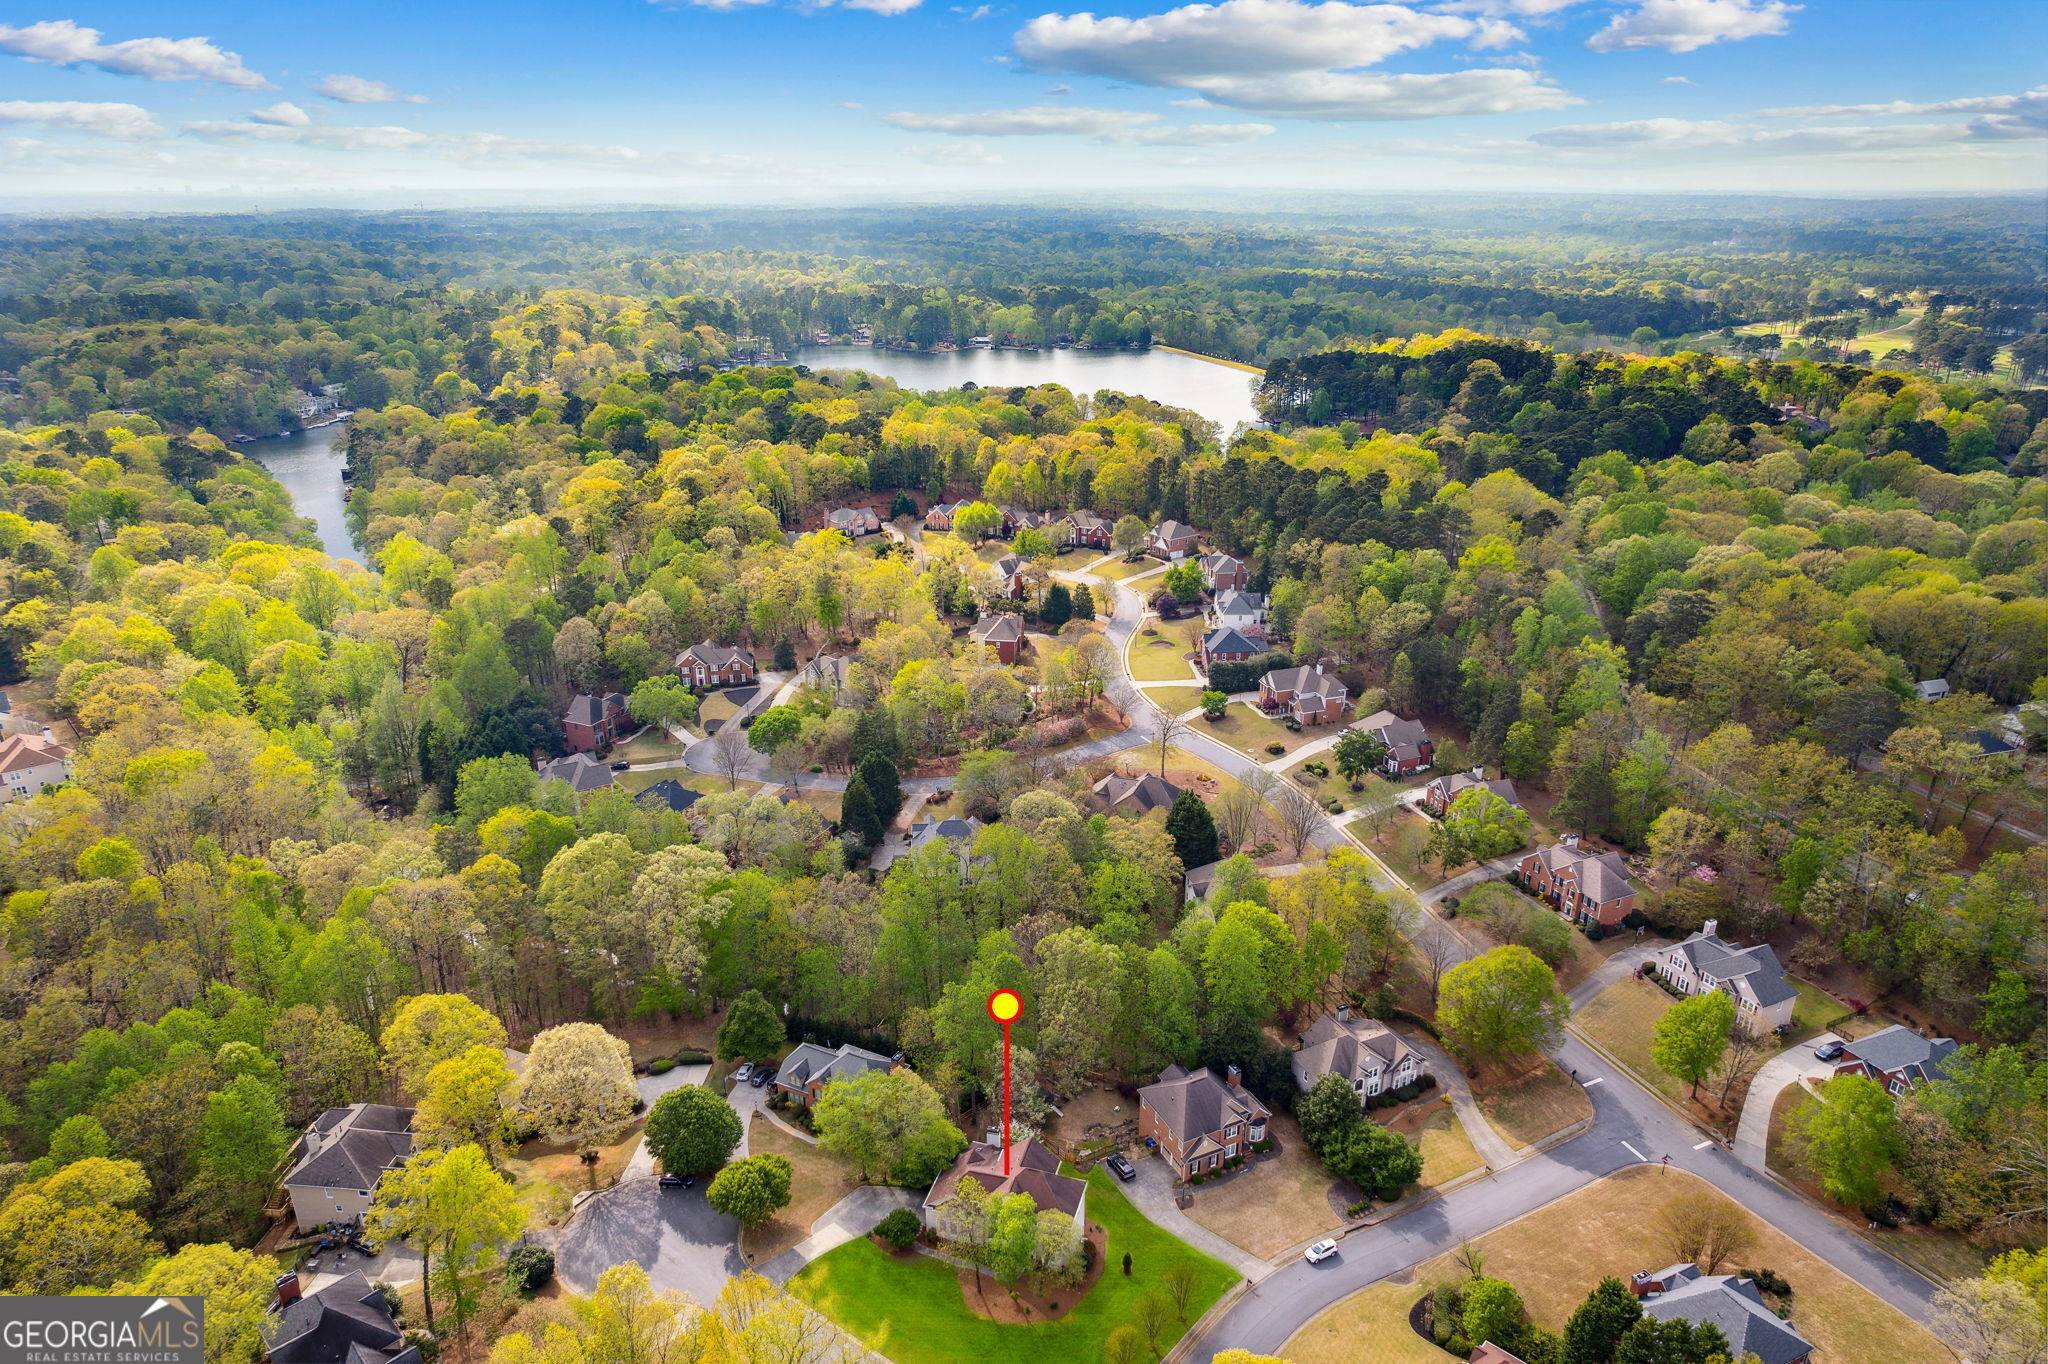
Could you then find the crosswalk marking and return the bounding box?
[1621,1141,1647,1161]
[1582,1076,1605,1087]
[1693,1139,1715,1150]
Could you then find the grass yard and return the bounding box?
[1766,1088,1992,1286]
[790,1167,1237,1364]
[1129,628,1202,682]
[1142,685,1209,716]
[1572,976,1693,1110]
[1185,1115,1343,1259]
[503,1121,646,1228]
[741,1117,862,1262]
[1091,556,1157,582]
[1785,979,1859,1043]
[785,787,843,823]
[612,728,687,763]
[1470,1057,1592,1150]
[1284,1280,1453,1364]
[1385,1101,1485,1187]
[1198,703,1326,760]
[1416,1166,1953,1364]
[1367,809,1448,890]
[615,766,732,797]
[1051,547,1101,571]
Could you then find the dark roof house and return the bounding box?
[1090,770,1185,816]
[635,779,701,814]
[537,752,616,794]
[266,1271,418,1364]
[1637,1264,1814,1364]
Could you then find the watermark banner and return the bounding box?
[0,1296,204,1364]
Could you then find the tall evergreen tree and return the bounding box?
[841,774,884,849]
[1165,790,1219,870]
[854,751,903,827]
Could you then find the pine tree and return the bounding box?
[1164,790,1219,869]
[855,751,903,826]
[841,774,884,848]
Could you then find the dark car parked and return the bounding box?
[1104,1154,1137,1183]
[659,1172,694,1189]
[749,1065,776,1088]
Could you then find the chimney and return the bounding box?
[1470,766,1484,779]
[1225,1064,1242,1088]
[1314,662,1323,675]
[1335,1004,1351,1023]
[275,1272,303,1307]
[1562,832,1580,849]
[1702,918,1718,939]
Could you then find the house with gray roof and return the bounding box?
[1201,624,1262,673]
[1422,767,1520,817]
[265,1270,419,1364]
[1833,1024,1959,1094]
[1146,519,1200,560]
[1517,834,1640,928]
[1208,589,1268,636]
[537,752,615,795]
[1914,678,1951,702]
[1090,770,1185,817]
[676,640,757,689]
[1635,1263,1814,1364]
[1657,918,1798,1033]
[825,506,881,537]
[282,1104,415,1231]
[635,778,701,814]
[1354,709,1435,775]
[772,1041,899,1110]
[969,612,1026,665]
[1260,664,1350,725]
[1292,1006,1426,1102]
[1138,1063,1270,1182]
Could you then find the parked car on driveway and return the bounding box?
[1304,1239,1340,1264]
[1104,1154,1136,1183]
[749,1065,775,1088]
[659,1172,694,1189]
[732,1063,753,1085]
[1813,1039,1845,1062]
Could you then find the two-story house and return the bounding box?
[562,691,629,753]
[1832,1025,1959,1094]
[1145,519,1201,561]
[1517,834,1640,928]
[924,501,960,531]
[988,554,1028,600]
[1259,664,1350,725]
[1421,767,1519,817]
[676,641,757,689]
[1201,624,1263,674]
[825,506,882,537]
[1633,1264,1815,1364]
[281,1103,415,1232]
[1138,1063,1270,1182]
[770,1041,899,1110]
[923,1136,1086,1245]
[265,1270,420,1364]
[1208,590,1268,637]
[1656,920,1797,1033]
[1291,1007,1426,1102]
[1354,709,1434,776]
[970,612,1026,665]
[1063,509,1112,549]
[537,751,616,796]
[1090,770,1184,817]
[1199,552,1249,593]
[0,733,72,802]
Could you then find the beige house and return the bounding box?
[0,733,71,802]
[282,1104,415,1231]
[1291,1007,1426,1101]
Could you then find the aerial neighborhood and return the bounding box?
[1,118,2044,1364]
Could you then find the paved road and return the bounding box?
[1191,1026,1945,1360]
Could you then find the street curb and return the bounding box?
[1164,1278,1256,1364]
[1567,1022,1730,1144]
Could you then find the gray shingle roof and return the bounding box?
[1356,709,1430,753]
[565,692,624,728]
[1091,771,1185,815]
[266,1271,418,1364]
[538,752,615,793]
[971,612,1024,644]
[1643,1273,1814,1364]
[1292,1013,1421,1091]
[1426,770,1520,808]
[679,640,754,671]
[1205,625,1260,655]
[778,1042,896,1091]
[1139,1065,1270,1145]
[1841,1025,1958,1083]
[1673,929,1795,1008]
[636,779,701,813]
[285,1105,414,1193]
[1264,665,1347,700]
[1212,590,1265,618]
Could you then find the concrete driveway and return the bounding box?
[554,1171,744,1304]
[1121,1151,1274,1282]
[757,1185,922,1284]
[1734,1034,1840,1169]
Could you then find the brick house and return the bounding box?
[1421,767,1518,817]
[1063,509,1112,549]
[1090,770,1184,817]
[1656,919,1797,1034]
[1291,1006,1426,1102]
[676,640,756,689]
[1137,1063,1271,1182]
[825,506,881,536]
[970,611,1026,665]
[1200,552,1249,593]
[923,1137,1086,1244]
[770,1042,898,1110]
[562,691,628,753]
[1145,519,1200,560]
[1517,834,1640,927]
[1259,664,1350,725]
[1832,1025,1958,1094]
[925,502,960,531]
[1355,709,1434,775]
[1201,624,1262,674]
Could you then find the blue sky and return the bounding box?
[1,0,2043,204]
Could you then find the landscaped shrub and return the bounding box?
[1265,742,1286,756]
[1346,1199,1372,1218]
[875,1208,921,1250]
[647,1057,674,1074]
[1744,1267,1791,1297]
[505,1245,554,1293]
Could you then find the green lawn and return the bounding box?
[1786,978,1856,1043]
[1144,685,1210,716]
[1129,627,1201,681]
[1093,556,1159,582]
[789,1167,1237,1364]
[1573,976,1687,1107]
[1365,809,1447,890]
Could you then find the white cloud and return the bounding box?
[0,18,268,88]
[1527,113,2038,158]
[1531,116,1740,147]
[251,101,311,127]
[951,3,995,17]
[316,74,429,104]
[0,99,158,138]
[1760,87,2046,121]
[1587,0,1796,54]
[904,140,1004,165]
[1662,75,1694,85]
[882,104,1275,144]
[1012,0,1572,119]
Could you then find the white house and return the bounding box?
[0,733,71,802]
[1656,920,1797,1033]
[1208,590,1268,636]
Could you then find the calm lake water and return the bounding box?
[245,421,362,564]
[794,345,1263,437]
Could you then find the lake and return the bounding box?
[245,421,362,565]
[793,345,1263,437]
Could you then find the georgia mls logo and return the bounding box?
[0,1295,204,1364]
